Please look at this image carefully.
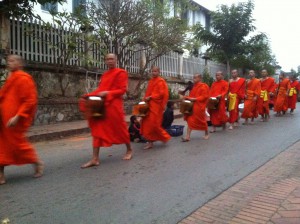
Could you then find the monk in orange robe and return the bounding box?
[228,69,245,130]
[274,73,291,116]
[141,66,171,149]
[288,75,300,114]
[208,71,228,132]
[257,69,276,121]
[241,70,261,125]
[80,53,133,168]
[0,55,43,185]
[182,74,209,141]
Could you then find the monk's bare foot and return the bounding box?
[33,162,44,178]
[228,125,233,130]
[203,135,209,140]
[81,160,100,169]
[143,142,153,150]
[181,137,190,142]
[122,151,133,160]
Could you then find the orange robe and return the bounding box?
[241,78,261,119]
[228,78,245,123]
[141,76,171,142]
[0,70,38,166]
[208,80,228,126]
[274,78,291,112]
[185,82,209,130]
[288,80,300,110]
[257,77,276,116]
[80,68,130,147]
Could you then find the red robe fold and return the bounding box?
[228,78,245,123]
[185,82,209,130]
[0,70,38,166]
[141,76,171,142]
[241,78,261,119]
[257,77,276,116]
[288,80,300,110]
[208,80,228,126]
[274,78,291,112]
[80,68,130,147]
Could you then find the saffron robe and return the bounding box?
[141,76,171,142]
[185,82,209,130]
[0,70,39,166]
[241,78,261,119]
[80,68,130,147]
[208,80,228,126]
[228,78,245,123]
[257,77,276,116]
[274,78,291,112]
[288,80,300,110]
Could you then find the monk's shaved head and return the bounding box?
[193,73,202,83]
[105,53,117,69]
[151,66,160,78]
[7,54,24,71]
[193,73,202,79]
[215,71,223,81]
[105,53,117,59]
[151,66,160,72]
[8,54,24,65]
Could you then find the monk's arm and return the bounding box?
[17,76,37,118]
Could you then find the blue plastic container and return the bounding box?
[166,125,185,137]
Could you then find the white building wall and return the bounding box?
[33,0,72,22]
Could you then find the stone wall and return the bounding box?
[0,65,187,126]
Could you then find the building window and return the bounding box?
[73,0,86,13]
[41,3,58,12]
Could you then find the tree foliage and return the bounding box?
[194,0,255,73]
[86,0,190,97]
[28,9,95,96]
[0,0,64,18]
[231,33,277,75]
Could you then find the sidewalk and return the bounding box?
[27,109,183,142]
[179,140,300,224]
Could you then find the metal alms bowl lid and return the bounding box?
[88,96,102,100]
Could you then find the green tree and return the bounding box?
[0,0,64,63]
[231,33,277,75]
[194,0,255,74]
[202,68,214,87]
[27,9,95,96]
[0,0,64,18]
[87,0,190,97]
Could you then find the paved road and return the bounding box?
[1,110,300,224]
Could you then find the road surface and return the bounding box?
[1,110,300,224]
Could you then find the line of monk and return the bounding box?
[1,54,300,185]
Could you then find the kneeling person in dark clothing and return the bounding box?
[128,115,146,143]
[162,101,175,129]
